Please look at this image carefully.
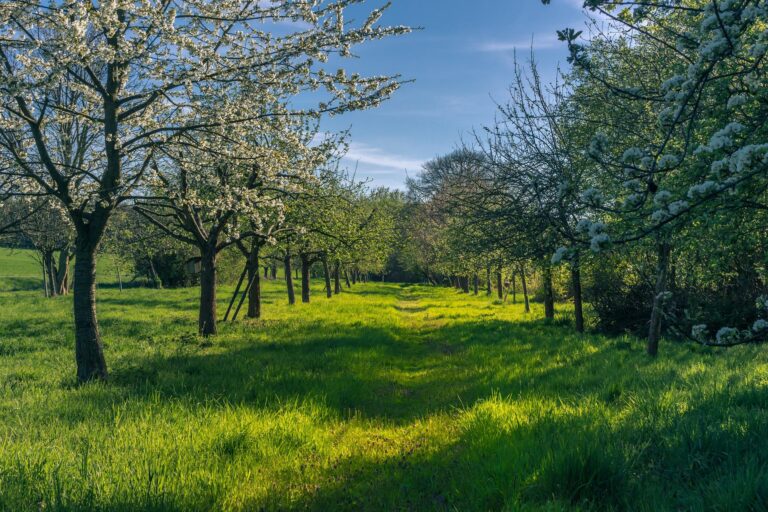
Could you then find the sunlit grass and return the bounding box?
[1,266,767,510]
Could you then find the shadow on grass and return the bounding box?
[6,284,768,510]
[96,314,642,426]
[0,276,42,292]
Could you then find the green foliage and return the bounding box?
[2,277,768,510]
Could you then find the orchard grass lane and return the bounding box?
[1,276,767,510]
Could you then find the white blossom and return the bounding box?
[716,327,740,344]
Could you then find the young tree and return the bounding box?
[17,200,74,297]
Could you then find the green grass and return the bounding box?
[1,264,768,510]
[0,248,129,292]
[0,247,43,291]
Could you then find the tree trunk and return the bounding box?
[571,254,584,333]
[285,252,295,305]
[42,256,49,298]
[247,244,261,319]
[512,273,517,304]
[333,260,342,295]
[344,270,351,289]
[270,264,277,281]
[263,265,269,279]
[496,270,503,300]
[543,264,555,320]
[322,255,332,299]
[351,270,357,285]
[520,267,530,313]
[44,250,58,297]
[461,275,470,293]
[147,256,162,289]
[486,266,492,296]
[647,242,671,356]
[72,243,108,382]
[198,244,218,336]
[473,273,479,295]
[116,261,123,292]
[300,253,311,303]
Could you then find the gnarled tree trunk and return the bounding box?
[72,241,108,382]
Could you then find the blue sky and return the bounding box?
[322,0,596,188]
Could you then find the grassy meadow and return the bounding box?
[1,251,767,511]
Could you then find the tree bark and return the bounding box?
[247,244,261,319]
[72,243,108,382]
[520,267,530,313]
[647,241,671,356]
[473,273,479,295]
[333,260,342,294]
[496,270,503,300]
[300,253,311,303]
[461,275,470,293]
[486,266,492,296]
[42,256,49,298]
[344,270,351,288]
[270,264,277,281]
[284,251,295,305]
[198,244,218,336]
[571,253,584,333]
[44,250,58,297]
[512,273,517,304]
[543,264,555,320]
[322,254,332,299]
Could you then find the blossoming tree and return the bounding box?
[0,0,409,381]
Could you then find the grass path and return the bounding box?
[2,280,768,510]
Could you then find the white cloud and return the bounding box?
[344,142,426,171]
[478,34,563,53]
